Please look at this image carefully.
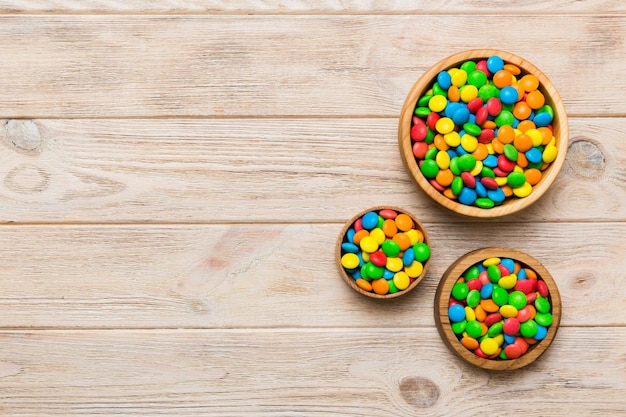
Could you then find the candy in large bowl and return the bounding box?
[336,206,431,299]
[398,50,568,217]
[434,247,561,370]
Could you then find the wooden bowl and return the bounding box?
[434,248,561,370]
[399,49,569,217]
[336,206,431,299]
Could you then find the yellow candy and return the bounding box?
[359,236,378,253]
[369,228,386,245]
[465,306,476,321]
[470,161,483,177]
[498,274,517,290]
[444,131,461,147]
[513,181,533,198]
[393,271,410,290]
[480,337,499,355]
[405,229,421,245]
[493,334,505,346]
[451,69,468,87]
[482,257,501,267]
[460,84,478,102]
[500,304,519,318]
[362,251,370,262]
[436,150,451,169]
[429,95,447,112]
[526,129,543,147]
[461,134,478,153]
[386,257,404,273]
[543,145,558,163]
[495,176,508,186]
[485,143,495,154]
[405,261,424,278]
[436,118,455,135]
[341,253,360,269]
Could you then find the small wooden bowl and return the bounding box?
[399,49,569,217]
[434,248,561,370]
[336,206,431,299]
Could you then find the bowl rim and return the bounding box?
[335,206,431,299]
[398,49,569,218]
[434,247,561,370]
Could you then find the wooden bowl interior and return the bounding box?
[336,206,430,299]
[434,247,561,370]
[399,49,569,218]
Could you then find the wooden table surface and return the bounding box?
[1,1,625,415]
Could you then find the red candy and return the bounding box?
[411,120,427,141]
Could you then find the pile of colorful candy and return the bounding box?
[411,55,558,208]
[339,209,430,295]
[447,257,553,360]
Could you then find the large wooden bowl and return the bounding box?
[434,247,561,370]
[399,49,568,217]
[336,206,431,299]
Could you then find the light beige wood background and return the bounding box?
[1,1,624,415]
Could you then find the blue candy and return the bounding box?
[526,147,543,164]
[458,187,477,205]
[475,181,487,198]
[341,242,359,253]
[483,154,498,168]
[534,111,553,127]
[500,258,515,275]
[487,55,505,73]
[402,248,415,267]
[448,304,466,322]
[361,211,379,230]
[480,282,493,299]
[500,86,519,105]
[535,324,548,341]
[437,71,452,90]
[487,187,505,203]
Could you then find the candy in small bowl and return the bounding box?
[434,248,561,370]
[336,206,431,299]
[398,49,568,218]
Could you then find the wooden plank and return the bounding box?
[0,117,622,223]
[0,0,624,13]
[0,328,624,415]
[0,16,625,118]
[0,223,622,328]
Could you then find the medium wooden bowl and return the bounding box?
[434,248,561,370]
[336,206,431,299]
[399,49,569,217]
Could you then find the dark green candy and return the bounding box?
[451,176,463,196]
[476,198,495,209]
[507,171,527,188]
[481,166,495,178]
[463,123,482,137]
[364,262,384,279]
[467,70,488,87]
[452,282,469,301]
[381,240,400,257]
[425,128,436,144]
[503,144,518,161]
[449,157,461,175]
[387,279,399,294]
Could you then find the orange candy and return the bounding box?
[492,70,512,88]
[504,63,521,75]
[448,85,461,102]
[525,168,542,185]
[520,74,539,92]
[371,278,389,295]
[392,233,411,251]
[526,90,545,109]
[474,305,487,322]
[497,125,515,144]
[538,127,553,145]
[461,336,479,350]
[517,119,536,133]
[513,101,532,120]
[501,185,513,197]
[480,299,500,313]
[516,152,529,168]
[355,279,373,292]
[434,134,449,151]
[381,219,398,238]
[472,143,489,161]
[352,229,369,245]
[436,169,454,187]
[491,138,505,154]
[443,188,456,199]
[395,213,414,232]
[514,134,533,152]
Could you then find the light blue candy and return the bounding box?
[487,55,505,73]
[448,304,466,322]
[458,187,477,205]
[475,182,487,198]
[347,228,356,243]
[402,248,415,267]
[383,269,394,279]
[504,334,516,344]
[361,211,379,230]
[500,86,519,105]
[535,325,548,341]
[487,188,505,203]
[437,71,452,90]
[480,282,493,299]
[526,147,543,164]
[483,154,498,168]
[341,242,359,253]
[452,107,470,125]
[501,258,515,275]
[534,111,553,127]
[518,268,527,280]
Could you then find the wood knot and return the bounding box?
[399,377,440,408]
[571,272,596,289]
[565,139,605,179]
[3,120,42,152]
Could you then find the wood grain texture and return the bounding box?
[0,15,625,118]
[0,117,623,223]
[1,0,624,13]
[0,328,624,416]
[0,223,622,328]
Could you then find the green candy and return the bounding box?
[487,264,501,283]
[387,279,399,294]
[364,262,384,279]
[449,157,461,175]
[520,319,538,338]
[466,289,481,308]
[460,60,477,74]
[492,286,509,306]
[503,143,519,161]
[420,160,439,179]
[535,312,553,327]
[464,265,480,280]
[451,176,463,196]
[539,104,554,118]
[376,215,384,229]
[425,146,438,160]
[432,82,447,97]
[463,122,482,136]
[457,154,477,172]
[476,198,495,209]
[451,320,467,334]
[478,84,500,101]
[508,291,528,310]
[535,296,551,313]
[488,321,504,337]
[467,70,488,87]
[452,282,469,301]
[425,128,436,144]
[381,240,400,257]
[465,320,483,338]
[414,107,431,118]
[495,110,515,127]
[481,166,496,178]
[413,242,430,262]
[507,171,527,188]
[418,95,432,107]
